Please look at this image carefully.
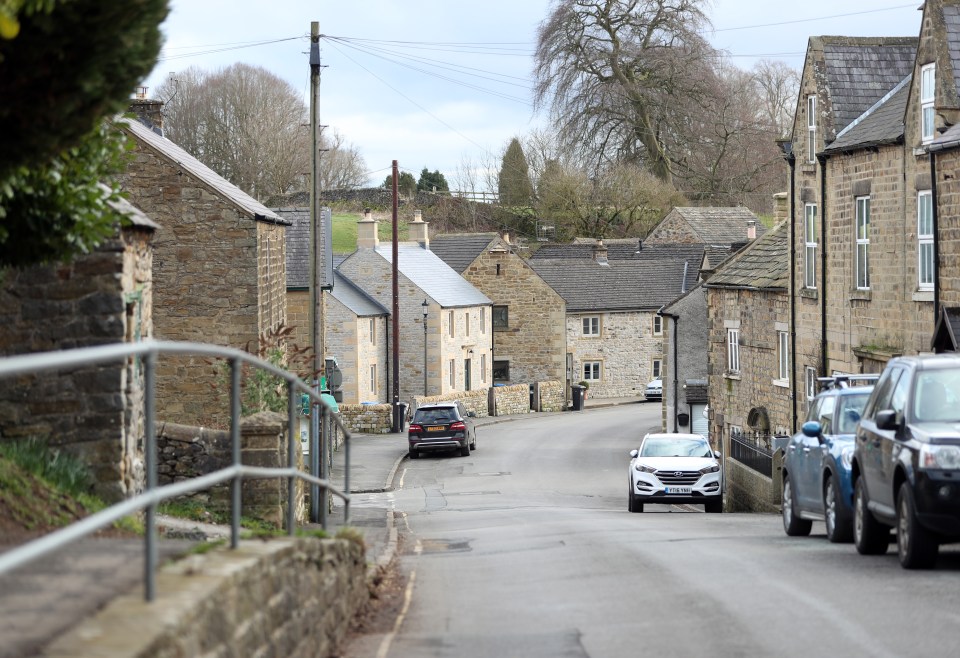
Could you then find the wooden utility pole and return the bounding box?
[309,21,324,523]
[392,160,401,432]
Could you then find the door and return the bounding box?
[464,358,472,391]
[691,404,708,437]
[857,365,904,513]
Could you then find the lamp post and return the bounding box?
[422,299,429,396]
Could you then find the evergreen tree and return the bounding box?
[497,138,533,206]
[384,171,417,197]
[417,168,449,193]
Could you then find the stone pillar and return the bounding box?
[409,209,429,247]
[240,411,305,528]
[357,209,379,249]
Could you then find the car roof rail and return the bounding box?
[816,373,880,390]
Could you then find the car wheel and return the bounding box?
[705,499,723,514]
[853,478,890,555]
[628,480,643,513]
[782,475,812,536]
[897,482,939,569]
[824,473,853,543]
[470,433,477,450]
[408,449,419,460]
[460,442,470,457]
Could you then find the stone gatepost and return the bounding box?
[240,411,305,529]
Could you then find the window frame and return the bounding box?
[465,311,470,337]
[448,358,455,388]
[492,359,510,382]
[370,364,377,394]
[583,361,602,382]
[777,331,790,383]
[448,310,455,337]
[805,367,817,409]
[369,318,376,344]
[727,328,740,374]
[480,353,487,383]
[492,305,509,330]
[652,315,663,336]
[804,203,817,289]
[480,307,486,334]
[921,63,936,144]
[652,359,662,380]
[918,190,934,291]
[582,316,601,337]
[855,196,871,290]
[807,94,817,163]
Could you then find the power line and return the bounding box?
[713,3,916,33]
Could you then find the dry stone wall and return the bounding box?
[339,403,392,434]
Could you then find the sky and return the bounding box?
[142,1,924,189]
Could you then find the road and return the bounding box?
[342,403,960,658]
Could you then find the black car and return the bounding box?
[853,354,960,568]
[408,402,477,459]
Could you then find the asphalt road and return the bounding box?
[342,403,960,658]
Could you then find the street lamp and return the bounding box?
[422,299,429,396]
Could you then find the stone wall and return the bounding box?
[157,422,230,493]
[339,403,393,434]
[566,310,661,398]
[240,411,305,527]
[536,381,565,413]
[724,451,783,513]
[492,383,530,416]
[412,388,490,417]
[0,225,154,502]
[44,536,367,658]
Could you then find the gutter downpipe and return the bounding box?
[787,151,798,432]
[931,150,941,328]
[657,305,679,433]
[817,152,829,379]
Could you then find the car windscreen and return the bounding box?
[835,392,870,433]
[413,408,456,424]
[640,438,711,458]
[913,371,960,422]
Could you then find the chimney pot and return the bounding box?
[413,209,423,223]
[747,220,757,240]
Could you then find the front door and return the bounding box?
[464,358,472,391]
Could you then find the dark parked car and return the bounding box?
[782,375,876,542]
[408,402,477,459]
[853,354,960,568]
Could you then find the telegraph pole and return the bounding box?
[309,21,324,524]
[392,160,401,432]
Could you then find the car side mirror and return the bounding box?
[876,409,899,431]
[801,420,825,445]
[629,449,638,459]
[713,450,721,460]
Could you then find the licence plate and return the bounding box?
[427,426,444,431]
[665,486,691,494]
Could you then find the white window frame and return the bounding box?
[369,318,376,344]
[921,63,936,144]
[370,364,377,394]
[727,328,740,374]
[805,367,817,409]
[480,307,486,334]
[856,196,871,290]
[583,361,601,382]
[652,359,662,379]
[918,190,934,291]
[653,315,663,336]
[807,94,817,163]
[448,359,455,388]
[465,311,470,337]
[804,203,817,289]
[448,310,455,337]
[481,353,487,382]
[582,316,600,336]
[777,331,790,383]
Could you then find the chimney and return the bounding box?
[409,209,429,248]
[747,220,757,241]
[129,87,164,135]
[772,192,788,223]
[501,230,511,245]
[593,239,609,265]
[357,209,379,249]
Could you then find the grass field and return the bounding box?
[331,211,410,254]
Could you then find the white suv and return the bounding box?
[628,433,723,513]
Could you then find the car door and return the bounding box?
[788,396,825,511]
[873,367,911,513]
[799,395,834,510]
[857,365,904,506]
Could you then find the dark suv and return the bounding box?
[853,354,960,568]
[408,402,477,459]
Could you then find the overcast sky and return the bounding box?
[142,1,923,188]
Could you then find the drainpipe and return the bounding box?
[786,151,798,432]
[931,151,941,328]
[817,152,828,377]
[658,306,679,433]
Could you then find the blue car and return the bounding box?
[781,375,877,543]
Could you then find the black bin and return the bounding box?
[571,385,585,411]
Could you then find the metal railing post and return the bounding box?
[320,406,328,530]
[287,381,297,536]
[344,429,351,526]
[230,357,242,549]
[144,350,157,602]
[310,380,320,523]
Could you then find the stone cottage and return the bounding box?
[645,207,766,247]
[118,117,290,428]
[0,193,157,501]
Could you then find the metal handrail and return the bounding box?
[0,339,352,601]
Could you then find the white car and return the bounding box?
[644,377,662,401]
[628,433,723,513]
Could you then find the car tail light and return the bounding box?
[450,421,466,431]
[408,424,423,435]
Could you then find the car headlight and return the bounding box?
[699,464,720,474]
[920,444,960,470]
[635,463,657,473]
[840,447,854,469]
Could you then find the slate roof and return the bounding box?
[703,245,734,270]
[330,272,389,317]
[704,221,789,291]
[374,244,492,308]
[528,255,699,313]
[945,3,960,96]
[529,241,704,263]
[818,37,917,135]
[825,75,911,153]
[662,207,766,245]
[279,208,310,288]
[120,117,287,226]
[429,233,499,273]
[101,184,159,231]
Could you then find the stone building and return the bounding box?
[658,284,710,435]
[118,118,290,428]
[704,222,792,453]
[645,207,766,247]
[430,231,567,386]
[529,241,703,399]
[0,195,158,501]
[336,212,492,405]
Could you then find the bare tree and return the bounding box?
[157,64,367,199]
[752,59,800,139]
[533,0,715,184]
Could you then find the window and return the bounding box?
[582,316,600,336]
[921,63,936,143]
[583,361,601,381]
[807,94,817,163]
[493,360,509,382]
[369,318,376,344]
[493,305,509,329]
[918,191,934,290]
[804,203,817,289]
[805,367,817,409]
[370,364,377,394]
[480,307,486,334]
[856,196,871,290]
[448,311,455,337]
[653,315,663,336]
[652,359,662,379]
[778,331,790,382]
[481,353,487,382]
[448,359,455,387]
[465,311,470,337]
[727,328,740,373]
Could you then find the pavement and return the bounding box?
[0,394,644,658]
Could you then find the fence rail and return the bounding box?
[0,339,351,602]
[729,433,774,478]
